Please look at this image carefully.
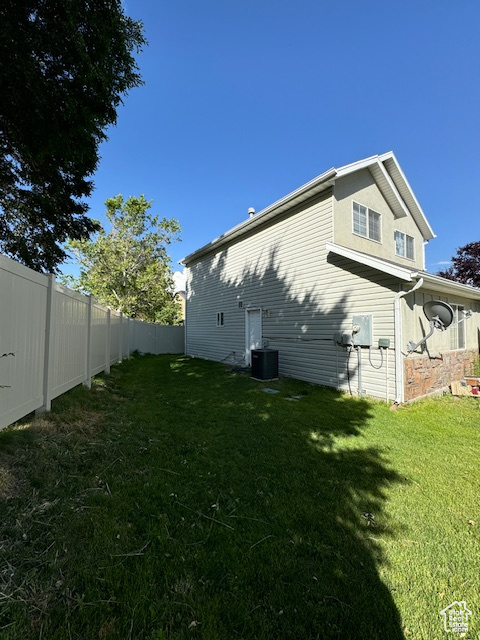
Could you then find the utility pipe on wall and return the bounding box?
[394,277,424,404]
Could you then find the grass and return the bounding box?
[0,354,479,640]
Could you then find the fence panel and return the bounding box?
[49,284,89,401]
[109,312,121,364]
[0,256,48,428]
[122,316,130,359]
[155,326,185,354]
[0,254,185,430]
[134,321,156,354]
[91,303,109,376]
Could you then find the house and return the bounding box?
[181,152,480,402]
[174,290,186,321]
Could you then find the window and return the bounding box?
[450,305,465,350]
[216,312,224,327]
[353,202,381,242]
[395,230,415,260]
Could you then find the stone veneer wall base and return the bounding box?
[404,349,478,402]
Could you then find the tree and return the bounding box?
[437,241,480,288]
[64,195,182,324]
[0,0,146,273]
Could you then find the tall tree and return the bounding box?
[0,0,146,272]
[64,195,182,324]
[437,241,480,288]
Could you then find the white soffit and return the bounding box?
[369,161,409,219]
[381,154,435,241]
[326,242,416,281]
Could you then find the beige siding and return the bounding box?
[401,288,480,355]
[186,190,400,400]
[334,169,425,270]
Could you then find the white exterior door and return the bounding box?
[245,308,262,366]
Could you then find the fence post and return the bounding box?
[36,274,56,414]
[118,312,123,363]
[105,308,111,374]
[83,295,93,389]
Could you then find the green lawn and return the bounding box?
[0,355,479,639]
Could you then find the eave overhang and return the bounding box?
[325,243,417,282]
[326,242,480,301]
[181,168,337,265]
[181,152,436,266]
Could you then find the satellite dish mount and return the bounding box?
[407,300,454,354]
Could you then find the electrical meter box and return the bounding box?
[352,315,372,347]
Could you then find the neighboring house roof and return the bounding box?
[181,152,435,265]
[327,242,480,301]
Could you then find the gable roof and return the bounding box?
[182,152,435,265]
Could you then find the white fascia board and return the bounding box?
[326,242,416,281]
[418,272,480,300]
[380,152,436,241]
[334,153,386,177]
[181,168,337,265]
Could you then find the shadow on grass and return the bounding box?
[0,355,405,639]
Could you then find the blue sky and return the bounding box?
[65,0,480,280]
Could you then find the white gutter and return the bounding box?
[394,277,424,404]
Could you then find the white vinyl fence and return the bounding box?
[0,254,184,430]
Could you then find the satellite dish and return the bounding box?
[407,300,454,353]
[423,300,454,331]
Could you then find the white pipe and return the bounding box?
[386,348,389,402]
[357,346,362,396]
[394,277,424,404]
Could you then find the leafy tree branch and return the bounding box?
[437,241,480,288]
[64,195,183,325]
[0,0,146,272]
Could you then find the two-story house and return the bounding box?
[181,152,480,402]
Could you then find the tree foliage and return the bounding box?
[0,0,146,272]
[437,241,480,288]
[64,195,182,325]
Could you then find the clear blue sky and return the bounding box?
[66,0,480,278]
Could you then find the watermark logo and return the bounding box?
[440,601,472,634]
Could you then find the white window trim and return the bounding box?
[216,311,224,327]
[449,304,466,350]
[352,201,382,244]
[394,230,415,261]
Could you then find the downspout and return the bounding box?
[394,277,424,404]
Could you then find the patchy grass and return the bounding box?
[0,355,479,639]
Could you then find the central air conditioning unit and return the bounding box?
[251,349,279,380]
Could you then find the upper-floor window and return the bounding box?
[216,311,224,327]
[449,305,465,350]
[353,202,381,242]
[395,230,415,260]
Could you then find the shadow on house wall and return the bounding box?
[184,246,406,637]
[187,245,363,392]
